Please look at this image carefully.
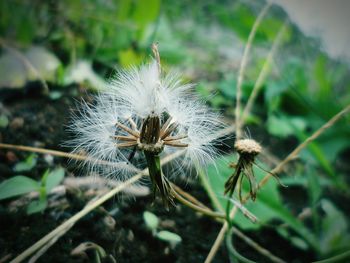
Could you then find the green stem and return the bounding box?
[144,151,174,208]
[225,228,256,263]
[197,165,224,212]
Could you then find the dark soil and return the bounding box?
[0,85,317,263]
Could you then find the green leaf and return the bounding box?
[45,168,65,192]
[13,154,37,172]
[267,114,306,138]
[117,0,132,21]
[143,211,159,231]
[49,91,62,100]
[307,170,322,205]
[0,115,9,128]
[118,48,144,68]
[319,200,350,255]
[0,176,40,200]
[132,0,160,40]
[156,231,182,244]
[26,198,47,214]
[218,77,236,100]
[290,236,309,251]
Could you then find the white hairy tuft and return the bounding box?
[67,60,224,180]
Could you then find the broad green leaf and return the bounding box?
[267,114,306,138]
[13,154,37,172]
[45,168,65,192]
[156,231,182,244]
[0,176,40,200]
[143,211,159,231]
[26,199,48,214]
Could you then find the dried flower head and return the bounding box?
[224,139,262,202]
[234,139,262,156]
[68,46,223,208]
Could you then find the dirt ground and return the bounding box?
[0,85,319,262]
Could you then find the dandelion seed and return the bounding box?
[225,138,284,203]
[224,139,262,202]
[68,45,224,208]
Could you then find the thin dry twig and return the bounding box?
[172,189,225,219]
[5,123,235,263]
[197,161,285,263]
[241,22,288,123]
[171,183,208,209]
[204,104,350,263]
[28,222,74,263]
[0,143,88,161]
[0,143,139,170]
[9,172,145,263]
[235,2,271,140]
[260,104,350,186]
[1,122,284,263]
[205,206,238,263]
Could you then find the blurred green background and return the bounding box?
[1,0,350,261]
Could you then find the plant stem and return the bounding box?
[235,2,271,140]
[241,21,288,123]
[171,183,208,209]
[204,207,237,263]
[172,188,225,220]
[226,228,256,263]
[205,104,350,263]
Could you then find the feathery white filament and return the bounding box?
[68,60,224,180]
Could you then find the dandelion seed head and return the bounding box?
[68,60,224,180]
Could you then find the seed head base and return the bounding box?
[225,139,261,202]
[112,114,189,207]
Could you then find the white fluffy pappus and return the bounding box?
[67,60,225,181]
